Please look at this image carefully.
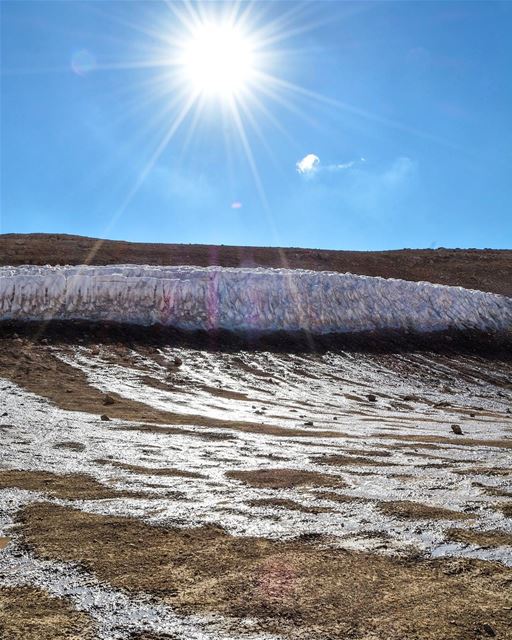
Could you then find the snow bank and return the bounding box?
[0,265,511,335]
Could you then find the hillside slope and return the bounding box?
[1,233,511,296]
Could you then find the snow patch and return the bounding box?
[0,265,511,334]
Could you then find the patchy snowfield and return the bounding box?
[1,333,511,639]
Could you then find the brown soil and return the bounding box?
[94,460,204,479]
[0,339,346,438]
[226,468,346,489]
[2,233,511,296]
[0,469,145,500]
[498,503,512,517]
[313,491,361,504]
[377,433,512,450]
[196,383,250,401]
[0,586,95,640]
[342,448,393,457]
[246,498,333,514]
[129,635,178,640]
[18,502,512,640]
[377,500,473,521]
[447,528,512,548]
[453,466,511,477]
[480,486,512,498]
[315,453,396,467]
[53,441,86,452]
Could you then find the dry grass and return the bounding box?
[0,469,146,500]
[377,500,474,521]
[226,468,346,489]
[313,491,362,504]
[377,433,512,450]
[315,453,396,467]
[0,586,95,640]
[129,635,178,640]
[453,466,511,477]
[246,498,333,514]
[475,484,512,498]
[53,441,86,452]
[447,528,512,548]
[18,502,512,640]
[498,503,512,518]
[342,448,393,457]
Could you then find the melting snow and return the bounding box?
[1,265,511,333]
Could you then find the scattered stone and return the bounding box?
[304,420,314,426]
[469,413,476,417]
[102,394,115,406]
[482,623,496,637]
[451,424,463,435]
[100,414,110,421]
[367,394,377,402]
[173,356,183,367]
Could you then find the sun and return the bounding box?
[179,22,255,98]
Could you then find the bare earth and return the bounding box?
[1,232,511,295]
[0,234,511,639]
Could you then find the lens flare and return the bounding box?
[70,49,96,76]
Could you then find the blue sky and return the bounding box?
[1,0,511,250]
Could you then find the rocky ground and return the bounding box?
[0,235,511,639]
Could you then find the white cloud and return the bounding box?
[296,153,320,175]
[329,160,355,171]
[286,155,417,222]
[296,155,365,176]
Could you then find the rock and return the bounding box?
[102,394,115,406]
[333,416,338,420]
[100,414,110,421]
[367,394,377,402]
[482,623,496,637]
[451,424,463,435]
[173,356,183,367]
[469,413,475,418]
[304,420,314,426]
